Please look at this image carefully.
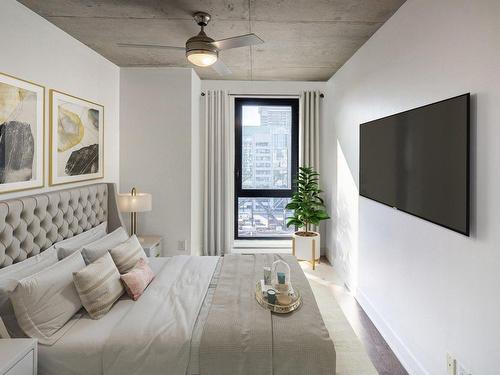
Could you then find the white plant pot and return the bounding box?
[292,231,320,265]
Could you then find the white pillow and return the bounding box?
[54,221,107,259]
[109,235,149,274]
[81,227,129,264]
[0,247,58,337]
[10,251,86,345]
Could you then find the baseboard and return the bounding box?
[324,246,334,265]
[355,288,430,375]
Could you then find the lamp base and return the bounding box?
[130,211,137,237]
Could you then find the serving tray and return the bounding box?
[255,281,302,314]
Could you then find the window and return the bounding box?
[235,98,299,239]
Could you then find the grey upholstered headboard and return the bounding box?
[0,183,125,269]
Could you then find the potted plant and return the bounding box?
[286,166,330,270]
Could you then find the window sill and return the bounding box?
[232,239,292,254]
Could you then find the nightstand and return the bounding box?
[139,235,162,257]
[0,339,37,375]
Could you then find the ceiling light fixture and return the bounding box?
[118,11,264,75]
[185,15,218,68]
[186,49,218,67]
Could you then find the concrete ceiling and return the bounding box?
[18,0,406,81]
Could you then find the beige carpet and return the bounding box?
[301,261,379,375]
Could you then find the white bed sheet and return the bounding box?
[38,257,169,375]
[102,255,218,375]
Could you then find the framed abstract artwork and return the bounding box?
[0,72,44,194]
[49,90,104,185]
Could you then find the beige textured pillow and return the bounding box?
[73,252,124,319]
[10,251,86,345]
[109,235,149,274]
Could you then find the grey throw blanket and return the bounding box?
[199,254,336,375]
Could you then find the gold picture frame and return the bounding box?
[49,89,104,186]
[0,71,45,194]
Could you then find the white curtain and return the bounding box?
[300,90,321,233]
[203,90,233,256]
[300,90,321,170]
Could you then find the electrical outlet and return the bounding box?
[447,353,456,375]
[177,240,187,251]
[457,362,471,375]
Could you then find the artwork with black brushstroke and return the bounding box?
[56,99,101,177]
[0,77,42,191]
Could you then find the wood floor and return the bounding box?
[307,257,409,375]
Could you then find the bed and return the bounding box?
[0,183,336,375]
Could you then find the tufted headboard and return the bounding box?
[0,183,125,269]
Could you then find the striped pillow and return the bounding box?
[109,235,148,274]
[73,252,124,319]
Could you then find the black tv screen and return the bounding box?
[359,94,470,235]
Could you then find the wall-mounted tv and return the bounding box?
[359,94,470,235]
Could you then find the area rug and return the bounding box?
[302,262,379,375]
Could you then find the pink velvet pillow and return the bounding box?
[120,259,155,301]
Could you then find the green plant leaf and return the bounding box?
[287,166,330,228]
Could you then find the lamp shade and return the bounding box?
[117,192,152,213]
[186,49,218,67]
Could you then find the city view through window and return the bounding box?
[237,104,296,238]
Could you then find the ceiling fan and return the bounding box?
[117,12,264,76]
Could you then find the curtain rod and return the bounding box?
[200,92,324,98]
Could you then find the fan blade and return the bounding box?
[117,43,185,50]
[211,59,232,76]
[212,33,263,50]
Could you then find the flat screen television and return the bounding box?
[359,93,470,235]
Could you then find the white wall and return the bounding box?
[120,67,201,255]
[0,0,120,200]
[322,0,500,374]
[190,71,203,256]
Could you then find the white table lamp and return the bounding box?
[117,187,152,237]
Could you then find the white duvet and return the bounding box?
[38,255,219,375]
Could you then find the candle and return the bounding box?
[267,289,277,304]
[277,272,286,284]
[276,282,289,293]
[277,294,292,306]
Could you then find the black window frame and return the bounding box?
[234,97,299,240]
